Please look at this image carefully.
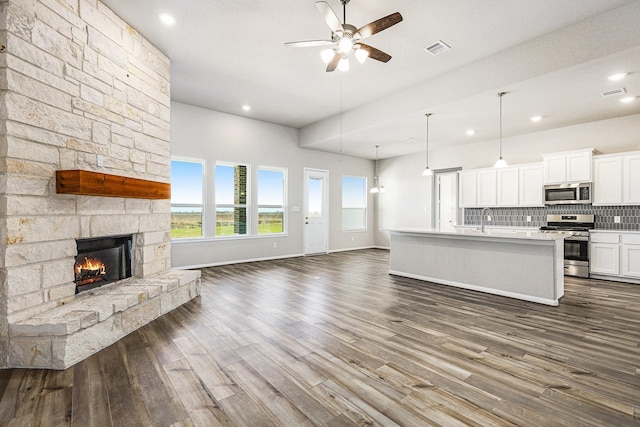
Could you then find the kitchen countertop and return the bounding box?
[591,229,640,234]
[389,228,566,242]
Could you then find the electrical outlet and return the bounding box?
[97,154,104,167]
[614,216,621,223]
[273,242,277,248]
[351,236,355,242]
[527,216,532,222]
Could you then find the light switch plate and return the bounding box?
[614,216,621,223]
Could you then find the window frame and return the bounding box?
[257,166,288,235]
[170,157,206,240]
[214,161,251,237]
[341,175,368,232]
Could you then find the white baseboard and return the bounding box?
[389,270,560,306]
[172,253,304,270]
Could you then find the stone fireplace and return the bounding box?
[0,0,200,369]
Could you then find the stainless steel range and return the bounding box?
[539,214,595,278]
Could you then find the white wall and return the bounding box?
[375,113,640,246]
[170,102,375,268]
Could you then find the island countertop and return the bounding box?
[387,227,566,242]
[388,228,565,306]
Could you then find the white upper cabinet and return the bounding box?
[543,154,567,184]
[497,167,519,206]
[543,149,594,184]
[477,169,497,207]
[593,156,623,205]
[623,153,640,204]
[519,164,544,206]
[566,151,592,182]
[459,163,544,208]
[592,151,640,206]
[459,170,478,207]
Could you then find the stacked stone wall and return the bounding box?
[0,0,172,367]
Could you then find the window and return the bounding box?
[342,176,367,231]
[258,167,286,234]
[170,159,204,239]
[215,163,249,236]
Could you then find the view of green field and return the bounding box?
[171,211,283,238]
[171,213,202,238]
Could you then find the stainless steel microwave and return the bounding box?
[544,182,592,205]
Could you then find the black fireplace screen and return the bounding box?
[74,235,133,293]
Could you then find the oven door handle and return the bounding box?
[564,236,589,242]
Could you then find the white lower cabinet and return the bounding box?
[621,234,640,278]
[590,232,640,280]
[591,243,620,275]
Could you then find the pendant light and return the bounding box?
[422,113,433,176]
[494,92,508,168]
[370,145,385,193]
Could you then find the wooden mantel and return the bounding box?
[56,170,171,199]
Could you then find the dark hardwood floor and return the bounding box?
[1,249,640,426]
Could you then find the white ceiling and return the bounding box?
[101,0,640,159]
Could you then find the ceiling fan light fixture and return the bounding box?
[354,47,369,63]
[338,55,350,71]
[321,48,335,64]
[338,36,353,53]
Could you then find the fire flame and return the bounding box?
[75,257,106,275]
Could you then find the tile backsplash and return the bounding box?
[464,204,640,230]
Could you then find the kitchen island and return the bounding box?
[388,228,565,306]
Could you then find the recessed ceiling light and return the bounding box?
[620,96,635,104]
[465,130,476,136]
[159,13,176,26]
[531,116,542,122]
[242,105,251,111]
[608,72,627,81]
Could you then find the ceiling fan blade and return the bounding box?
[355,12,403,39]
[358,43,392,63]
[315,1,343,34]
[326,52,341,72]
[285,40,335,48]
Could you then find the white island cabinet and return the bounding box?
[388,229,565,306]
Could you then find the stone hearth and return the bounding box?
[0,0,199,369]
[9,270,200,369]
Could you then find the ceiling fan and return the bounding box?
[285,0,403,72]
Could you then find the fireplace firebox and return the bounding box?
[74,235,133,294]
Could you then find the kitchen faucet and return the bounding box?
[480,207,492,233]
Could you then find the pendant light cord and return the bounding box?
[425,113,431,167]
[339,78,343,154]
[498,92,505,158]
